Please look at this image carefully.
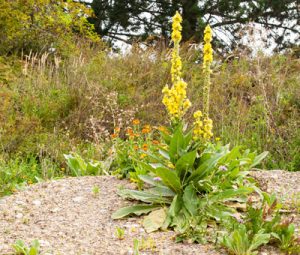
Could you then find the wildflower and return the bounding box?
[111,133,118,139]
[142,125,151,134]
[193,110,203,119]
[218,165,228,172]
[193,110,213,140]
[152,140,160,145]
[202,25,213,117]
[162,11,191,122]
[133,145,139,150]
[215,137,221,141]
[114,127,121,132]
[142,144,148,151]
[132,119,140,125]
[158,126,168,134]
[153,177,162,182]
[140,153,147,159]
[126,128,134,135]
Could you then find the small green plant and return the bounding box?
[115,226,125,240]
[221,192,300,255]
[222,225,270,255]
[133,238,140,255]
[273,221,300,253]
[12,239,40,255]
[92,186,100,197]
[64,153,110,176]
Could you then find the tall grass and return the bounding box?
[0,47,299,186]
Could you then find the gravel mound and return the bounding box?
[0,171,299,255]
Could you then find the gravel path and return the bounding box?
[0,171,299,255]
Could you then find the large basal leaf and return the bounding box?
[112,204,161,219]
[209,187,254,203]
[187,151,227,182]
[118,189,170,204]
[138,175,165,187]
[169,125,185,162]
[155,167,182,193]
[250,151,269,168]
[142,208,167,233]
[148,186,175,197]
[159,149,170,160]
[183,184,198,216]
[249,230,271,251]
[175,150,197,179]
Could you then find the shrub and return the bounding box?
[0,0,99,56]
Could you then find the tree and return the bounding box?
[89,0,299,51]
[0,0,99,56]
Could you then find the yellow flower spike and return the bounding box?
[162,11,192,123]
[202,25,213,117]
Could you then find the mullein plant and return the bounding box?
[112,11,271,248]
[162,11,191,123]
[162,11,213,140]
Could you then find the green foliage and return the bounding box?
[0,0,99,55]
[221,192,300,255]
[64,153,111,176]
[91,0,298,51]
[222,225,270,255]
[115,226,125,240]
[112,124,268,240]
[0,156,60,196]
[12,239,40,255]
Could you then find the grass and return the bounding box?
[0,47,299,195]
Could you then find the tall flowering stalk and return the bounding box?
[193,25,214,141]
[162,11,191,123]
[202,25,213,117]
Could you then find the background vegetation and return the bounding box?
[0,0,299,197]
[1,46,299,196]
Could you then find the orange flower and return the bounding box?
[111,133,118,139]
[132,119,140,125]
[158,126,168,134]
[114,127,121,132]
[129,134,135,140]
[152,140,160,145]
[126,128,134,135]
[142,125,151,134]
[133,145,139,150]
[142,144,148,151]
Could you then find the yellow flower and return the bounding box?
[162,11,192,123]
[132,119,140,125]
[142,125,151,134]
[140,153,147,159]
[202,25,213,117]
[193,111,213,141]
[193,110,203,119]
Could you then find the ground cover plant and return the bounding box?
[111,11,300,254]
